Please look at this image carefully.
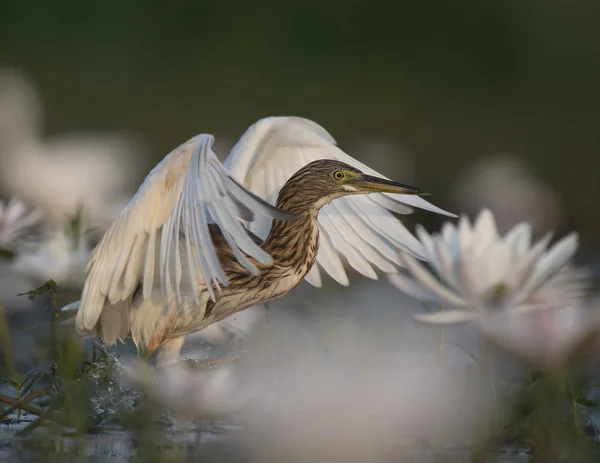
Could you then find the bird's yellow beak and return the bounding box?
[352,174,428,195]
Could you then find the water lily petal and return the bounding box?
[481,240,513,287]
[414,310,480,325]
[458,215,473,250]
[507,233,552,303]
[387,273,442,303]
[525,268,590,310]
[521,233,579,297]
[415,224,443,274]
[503,222,532,256]
[472,209,499,254]
[506,303,554,315]
[441,221,457,245]
[455,248,488,304]
[481,303,600,370]
[434,239,460,289]
[400,252,468,307]
[61,300,81,311]
[441,224,462,264]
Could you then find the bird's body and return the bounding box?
[124,216,318,362]
[75,117,454,364]
[95,162,336,364]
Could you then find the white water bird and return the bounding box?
[74,116,454,364]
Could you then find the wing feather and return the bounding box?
[76,134,296,333]
[304,266,322,286]
[326,202,395,273]
[318,212,378,279]
[224,116,455,286]
[315,224,349,286]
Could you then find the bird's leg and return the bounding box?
[156,336,186,367]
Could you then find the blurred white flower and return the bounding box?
[236,344,493,462]
[0,66,146,230]
[450,154,563,235]
[123,359,254,419]
[0,197,45,250]
[126,339,495,461]
[116,296,501,460]
[481,300,600,371]
[389,209,587,325]
[0,205,93,311]
[11,222,92,288]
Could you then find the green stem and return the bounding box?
[0,304,15,377]
[530,369,568,463]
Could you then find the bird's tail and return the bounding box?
[98,300,132,345]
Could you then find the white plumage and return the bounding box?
[224,116,453,286]
[77,133,294,333]
[74,116,454,362]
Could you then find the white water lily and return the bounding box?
[123,360,253,419]
[481,300,600,371]
[0,198,45,250]
[12,231,90,288]
[389,209,588,324]
[11,215,92,288]
[0,66,145,230]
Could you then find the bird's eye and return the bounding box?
[333,170,345,180]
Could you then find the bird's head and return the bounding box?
[277,159,427,214]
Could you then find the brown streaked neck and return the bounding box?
[262,210,320,268]
[261,183,324,267]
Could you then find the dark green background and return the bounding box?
[2,0,599,252]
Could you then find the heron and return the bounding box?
[75,116,454,365]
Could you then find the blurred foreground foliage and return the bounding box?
[0,281,598,461]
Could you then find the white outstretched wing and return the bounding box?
[224,116,455,287]
[76,134,295,332]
